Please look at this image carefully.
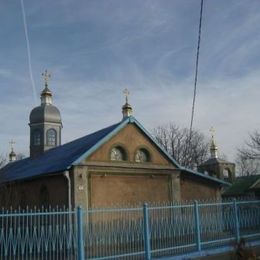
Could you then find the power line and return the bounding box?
[189,0,204,136]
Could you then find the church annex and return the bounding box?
[0,75,230,209]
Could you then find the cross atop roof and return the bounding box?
[9,140,15,152]
[42,70,51,87]
[123,88,130,103]
[210,126,215,140]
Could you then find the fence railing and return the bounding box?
[0,200,260,259]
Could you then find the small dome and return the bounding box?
[41,86,52,96]
[9,150,16,157]
[122,102,133,118]
[30,104,62,124]
[122,102,132,110]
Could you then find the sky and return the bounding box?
[0,0,260,162]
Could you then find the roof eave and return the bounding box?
[181,167,232,186]
[72,116,182,167]
[128,116,181,168]
[71,117,130,166]
[0,169,68,186]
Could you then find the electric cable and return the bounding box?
[189,0,204,136]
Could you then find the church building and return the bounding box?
[0,73,230,209]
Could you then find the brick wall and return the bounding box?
[180,176,221,201]
[0,174,68,208]
[90,174,170,207]
[88,124,171,165]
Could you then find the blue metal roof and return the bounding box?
[0,116,229,186]
[0,122,121,184]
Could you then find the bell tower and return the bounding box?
[198,128,236,183]
[29,70,62,158]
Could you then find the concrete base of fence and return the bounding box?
[156,240,260,260]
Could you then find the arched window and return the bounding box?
[33,130,41,146]
[135,148,150,163]
[223,169,230,181]
[39,185,50,207]
[46,129,57,146]
[110,146,127,161]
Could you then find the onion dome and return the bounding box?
[29,105,61,124]
[29,70,61,125]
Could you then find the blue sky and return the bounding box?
[1,0,260,161]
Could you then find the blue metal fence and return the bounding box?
[0,206,78,259]
[0,200,260,259]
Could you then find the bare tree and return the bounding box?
[153,124,209,169]
[239,131,260,159]
[236,155,259,176]
[0,155,6,169]
[236,131,260,176]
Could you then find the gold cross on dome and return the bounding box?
[9,140,15,151]
[42,70,51,86]
[123,88,130,103]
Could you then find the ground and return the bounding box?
[196,245,260,260]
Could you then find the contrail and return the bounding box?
[20,0,37,105]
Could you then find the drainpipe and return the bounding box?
[64,170,72,211]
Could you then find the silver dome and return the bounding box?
[29,104,62,124]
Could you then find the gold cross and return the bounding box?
[42,70,51,87]
[210,127,215,139]
[9,140,15,151]
[123,88,130,103]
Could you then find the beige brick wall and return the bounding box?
[88,124,172,165]
[0,174,68,208]
[70,123,182,208]
[90,174,170,207]
[180,176,221,201]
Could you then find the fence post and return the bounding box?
[194,200,201,251]
[143,203,151,260]
[233,199,240,242]
[76,206,85,260]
